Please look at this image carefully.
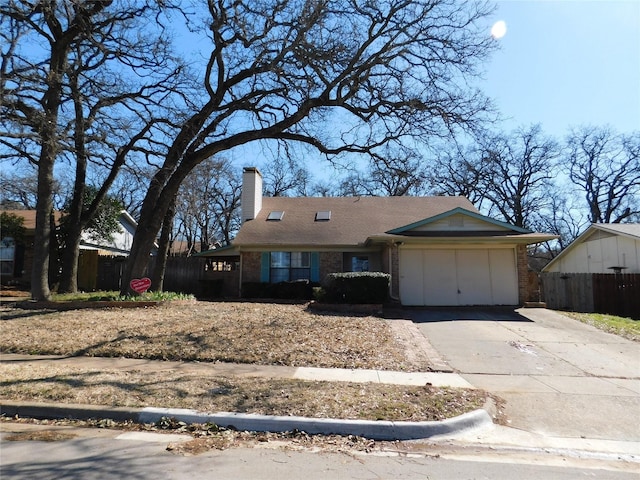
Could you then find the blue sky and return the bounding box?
[483,0,640,137]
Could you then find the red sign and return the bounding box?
[130,277,151,294]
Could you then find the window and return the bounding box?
[315,210,331,221]
[204,259,237,271]
[267,211,285,221]
[270,252,310,282]
[351,256,369,272]
[0,237,15,276]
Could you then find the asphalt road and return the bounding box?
[1,428,637,480]
[410,307,640,443]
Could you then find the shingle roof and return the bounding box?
[595,223,640,239]
[0,210,63,232]
[233,196,478,247]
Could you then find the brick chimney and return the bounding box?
[241,166,263,222]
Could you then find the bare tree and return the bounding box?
[122,0,497,293]
[262,157,312,197]
[368,146,429,196]
[0,169,54,209]
[175,159,242,253]
[1,1,181,296]
[427,145,490,207]
[565,126,640,224]
[478,125,560,229]
[428,125,560,229]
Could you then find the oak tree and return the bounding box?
[122,0,497,293]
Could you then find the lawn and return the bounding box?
[0,301,414,370]
[562,311,640,342]
[0,300,487,423]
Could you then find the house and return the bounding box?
[542,223,640,274]
[0,209,138,286]
[199,167,556,306]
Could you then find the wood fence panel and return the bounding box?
[96,256,127,291]
[161,257,205,295]
[77,250,98,291]
[92,255,239,297]
[593,274,640,319]
[540,273,593,312]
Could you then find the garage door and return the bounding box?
[399,248,518,306]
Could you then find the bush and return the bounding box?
[242,280,313,300]
[322,272,390,304]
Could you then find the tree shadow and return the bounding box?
[383,306,533,323]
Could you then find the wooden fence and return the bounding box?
[94,256,240,298]
[540,273,640,319]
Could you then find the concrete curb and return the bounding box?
[0,401,493,441]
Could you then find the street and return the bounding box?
[1,426,637,480]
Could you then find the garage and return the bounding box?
[399,247,518,306]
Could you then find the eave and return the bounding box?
[367,232,558,246]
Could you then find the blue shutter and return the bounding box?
[310,252,320,282]
[260,252,270,282]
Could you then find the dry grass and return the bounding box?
[0,301,413,370]
[0,362,485,422]
[0,300,487,424]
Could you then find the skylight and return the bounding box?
[315,210,331,221]
[267,211,284,221]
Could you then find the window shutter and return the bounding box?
[310,252,320,282]
[260,252,270,282]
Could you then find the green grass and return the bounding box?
[50,290,194,302]
[564,312,640,341]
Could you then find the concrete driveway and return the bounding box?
[409,308,640,444]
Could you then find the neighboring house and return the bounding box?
[79,210,138,256]
[542,223,640,274]
[0,209,138,285]
[199,167,556,306]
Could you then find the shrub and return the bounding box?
[322,272,390,304]
[242,280,313,300]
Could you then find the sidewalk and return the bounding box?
[2,353,639,460]
[0,353,488,441]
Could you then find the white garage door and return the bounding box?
[399,248,518,306]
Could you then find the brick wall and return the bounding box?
[242,251,262,282]
[516,244,529,304]
[319,252,343,281]
[242,251,346,284]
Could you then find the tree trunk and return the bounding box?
[150,195,176,292]
[120,193,170,295]
[58,223,83,293]
[120,162,195,296]
[31,152,55,301]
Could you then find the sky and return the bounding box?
[482,0,640,137]
[236,0,640,183]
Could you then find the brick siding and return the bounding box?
[516,244,529,304]
[241,251,262,282]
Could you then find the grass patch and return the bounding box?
[50,290,194,302]
[563,312,639,341]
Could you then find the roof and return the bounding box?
[591,223,640,239]
[0,210,63,232]
[542,223,640,272]
[1,209,137,230]
[232,196,554,248]
[234,196,476,247]
[386,207,531,234]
